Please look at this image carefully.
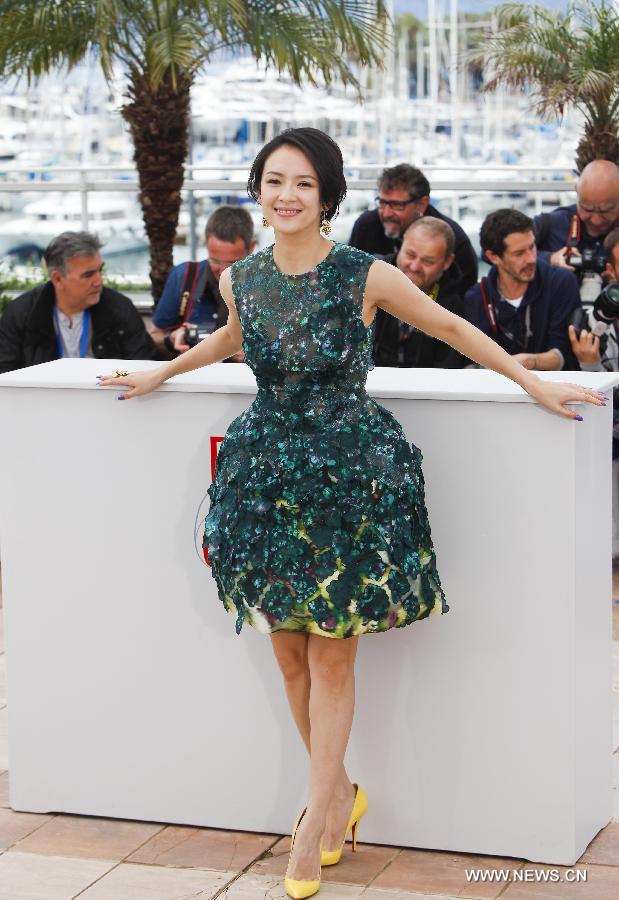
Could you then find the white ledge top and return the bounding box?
[0,358,618,402]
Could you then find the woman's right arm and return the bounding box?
[97,268,244,399]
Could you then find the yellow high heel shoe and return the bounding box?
[320,783,368,867]
[284,808,323,899]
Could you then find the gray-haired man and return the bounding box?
[0,231,156,373]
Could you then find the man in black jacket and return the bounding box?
[464,210,581,371]
[349,163,478,295]
[373,217,467,368]
[534,161,619,268]
[0,231,156,373]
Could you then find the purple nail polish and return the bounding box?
[575,415,583,421]
[117,395,125,400]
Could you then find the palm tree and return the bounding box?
[467,0,619,172]
[0,1,388,299]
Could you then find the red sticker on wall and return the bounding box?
[210,435,224,482]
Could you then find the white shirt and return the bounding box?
[53,308,93,358]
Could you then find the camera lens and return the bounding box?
[594,282,619,323]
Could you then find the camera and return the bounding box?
[568,247,607,274]
[569,281,619,353]
[566,249,609,303]
[186,321,217,347]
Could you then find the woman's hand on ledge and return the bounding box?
[524,377,607,421]
[95,367,166,400]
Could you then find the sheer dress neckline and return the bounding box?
[270,241,337,278]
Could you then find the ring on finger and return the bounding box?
[114,369,129,377]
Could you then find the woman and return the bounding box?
[97,128,605,899]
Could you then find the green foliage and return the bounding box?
[0,270,151,294]
[0,1,389,94]
[467,1,619,165]
[0,282,11,316]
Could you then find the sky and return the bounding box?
[394,1,574,15]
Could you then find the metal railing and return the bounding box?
[0,162,578,271]
[0,163,579,222]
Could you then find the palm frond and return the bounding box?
[1,1,388,92]
[467,1,619,123]
[0,1,97,82]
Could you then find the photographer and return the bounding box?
[464,209,580,370]
[568,229,619,373]
[0,231,156,373]
[373,217,467,368]
[568,228,619,558]
[150,206,255,361]
[349,163,478,295]
[534,160,619,302]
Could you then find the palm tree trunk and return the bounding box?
[575,119,619,172]
[122,71,191,301]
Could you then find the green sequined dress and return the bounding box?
[202,242,449,638]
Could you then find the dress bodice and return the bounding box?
[230,242,375,399]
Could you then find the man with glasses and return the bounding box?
[150,206,255,360]
[0,231,156,373]
[349,163,478,294]
[534,160,619,279]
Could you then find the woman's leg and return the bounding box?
[270,632,312,752]
[271,633,355,801]
[285,633,359,882]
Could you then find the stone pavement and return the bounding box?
[0,577,617,900]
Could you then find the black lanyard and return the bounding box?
[479,278,532,352]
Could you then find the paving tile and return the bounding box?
[0,707,7,770]
[362,892,461,900]
[322,843,401,887]
[244,835,289,876]
[0,806,53,852]
[0,850,115,900]
[79,861,229,898]
[370,848,525,900]
[248,833,400,887]
[501,863,619,899]
[128,823,278,871]
[578,820,619,864]
[0,771,8,808]
[219,871,362,898]
[13,812,163,861]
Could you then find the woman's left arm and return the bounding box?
[365,260,606,420]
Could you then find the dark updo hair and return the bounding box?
[247,127,347,222]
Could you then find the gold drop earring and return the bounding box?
[320,211,332,237]
[262,215,270,229]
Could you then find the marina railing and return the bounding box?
[0,163,578,295]
[0,161,578,232]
